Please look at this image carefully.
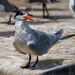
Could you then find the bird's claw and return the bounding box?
[31,64,36,67]
[43,15,54,19]
[21,65,29,69]
[43,15,49,18]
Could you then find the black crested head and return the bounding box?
[14,10,29,18]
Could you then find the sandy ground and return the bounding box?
[0,0,75,75]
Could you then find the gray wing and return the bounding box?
[0,0,18,12]
[27,29,63,55]
[27,30,54,55]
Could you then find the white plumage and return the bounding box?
[13,10,63,68]
[69,0,75,18]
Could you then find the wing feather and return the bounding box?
[27,30,54,55]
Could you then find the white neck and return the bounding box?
[69,0,74,6]
[15,19,32,32]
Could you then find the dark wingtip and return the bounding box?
[54,29,64,44]
[55,29,64,35]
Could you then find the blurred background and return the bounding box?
[0,0,75,74]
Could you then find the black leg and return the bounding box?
[43,3,45,17]
[43,3,49,18]
[32,56,38,67]
[21,54,31,69]
[7,15,12,25]
[43,3,53,19]
[45,4,49,18]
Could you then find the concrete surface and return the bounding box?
[0,0,75,75]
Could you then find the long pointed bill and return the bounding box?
[23,15,36,22]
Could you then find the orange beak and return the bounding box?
[23,15,36,22]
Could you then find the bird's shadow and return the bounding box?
[25,59,64,70]
[0,31,15,37]
[28,8,68,12]
[0,22,15,25]
[32,15,73,19]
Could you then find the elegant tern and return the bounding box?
[13,10,63,68]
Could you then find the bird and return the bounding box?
[13,10,63,69]
[69,0,75,18]
[24,0,60,18]
[0,0,19,24]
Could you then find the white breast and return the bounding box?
[13,30,36,55]
[13,20,36,55]
[69,0,75,18]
